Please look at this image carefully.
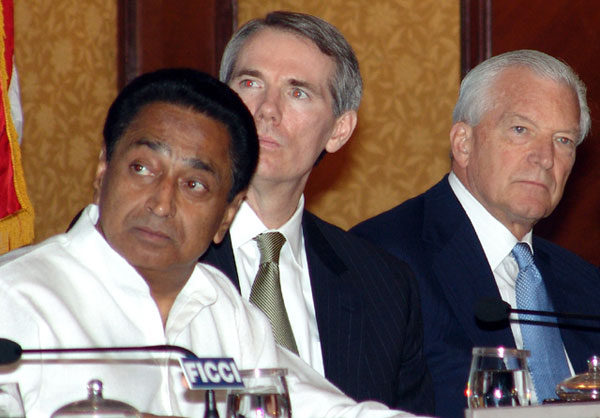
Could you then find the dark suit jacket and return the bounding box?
[202,210,434,415]
[351,175,600,418]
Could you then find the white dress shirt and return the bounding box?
[0,204,420,418]
[229,197,325,376]
[448,172,574,401]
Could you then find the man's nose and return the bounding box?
[146,177,177,217]
[254,88,282,124]
[529,136,555,170]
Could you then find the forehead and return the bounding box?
[234,28,336,85]
[119,102,232,168]
[124,101,227,140]
[486,67,580,124]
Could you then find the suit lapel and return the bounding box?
[201,232,241,292]
[302,211,362,380]
[534,243,600,373]
[424,178,515,347]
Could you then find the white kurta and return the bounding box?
[0,205,418,418]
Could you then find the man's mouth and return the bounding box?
[132,225,172,243]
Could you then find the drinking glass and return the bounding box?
[226,368,291,418]
[466,347,532,408]
[0,383,25,418]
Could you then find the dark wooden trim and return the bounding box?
[214,0,236,75]
[117,0,237,89]
[460,0,492,78]
[117,0,138,89]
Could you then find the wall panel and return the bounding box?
[15,0,118,242]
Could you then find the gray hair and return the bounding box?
[452,49,590,144]
[219,10,362,118]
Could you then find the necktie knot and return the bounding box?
[255,232,286,264]
[512,242,534,271]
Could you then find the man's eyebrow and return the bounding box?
[289,78,322,96]
[184,157,217,175]
[133,138,171,155]
[231,68,262,80]
[133,138,217,175]
[504,113,538,127]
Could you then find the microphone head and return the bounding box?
[474,298,512,330]
[0,338,23,365]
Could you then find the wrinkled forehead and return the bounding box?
[484,67,580,121]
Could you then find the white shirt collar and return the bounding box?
[448,171,533,269]
[229,195,305,266]
[77,204,219,306]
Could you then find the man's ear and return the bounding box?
[213,192,245,244]
[449,121,473,169]
[324,110,357,154]
[93,147,108,204]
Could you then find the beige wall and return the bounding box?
[16,0,458,242]
[15,1,118,242]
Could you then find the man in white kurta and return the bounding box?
[0,205,417,418]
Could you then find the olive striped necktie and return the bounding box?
[249,232,299,354]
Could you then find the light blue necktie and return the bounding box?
[512,242,570,402]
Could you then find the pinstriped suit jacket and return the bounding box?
[201,210,434,415]
[351,176,600,418]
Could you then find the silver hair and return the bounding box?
[452,49,590,144]
[219,11,362,118]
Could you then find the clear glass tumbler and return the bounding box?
[226,368,291,418]
[467,346,532,408]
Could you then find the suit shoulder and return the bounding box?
[303,211,415,275]
[354,193,425,231]
[350,192,426,251]
[533,235,600,277]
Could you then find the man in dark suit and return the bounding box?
[352,50,600,418]
[202,11,433,415]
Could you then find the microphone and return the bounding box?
[475,298,600,332]
[0,338,243,418]
[0,337,197,366]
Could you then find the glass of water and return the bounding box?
[467,347,532,408]
[226,368,291,418]
[0,383,25,418]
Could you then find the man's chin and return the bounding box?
[510,204,553,227]
[129,256,196,280]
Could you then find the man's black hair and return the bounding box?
[103,68,258,201]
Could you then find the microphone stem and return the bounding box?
[22,345,197,358]
[511,308,600,322]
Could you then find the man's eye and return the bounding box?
[131,163,149,174]
[512,126,526,134]
[291,88,308,99]
[185,180,207,192]
[556,136,574,146]
[241,79,258,88]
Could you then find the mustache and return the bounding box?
[129,214,177,239]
